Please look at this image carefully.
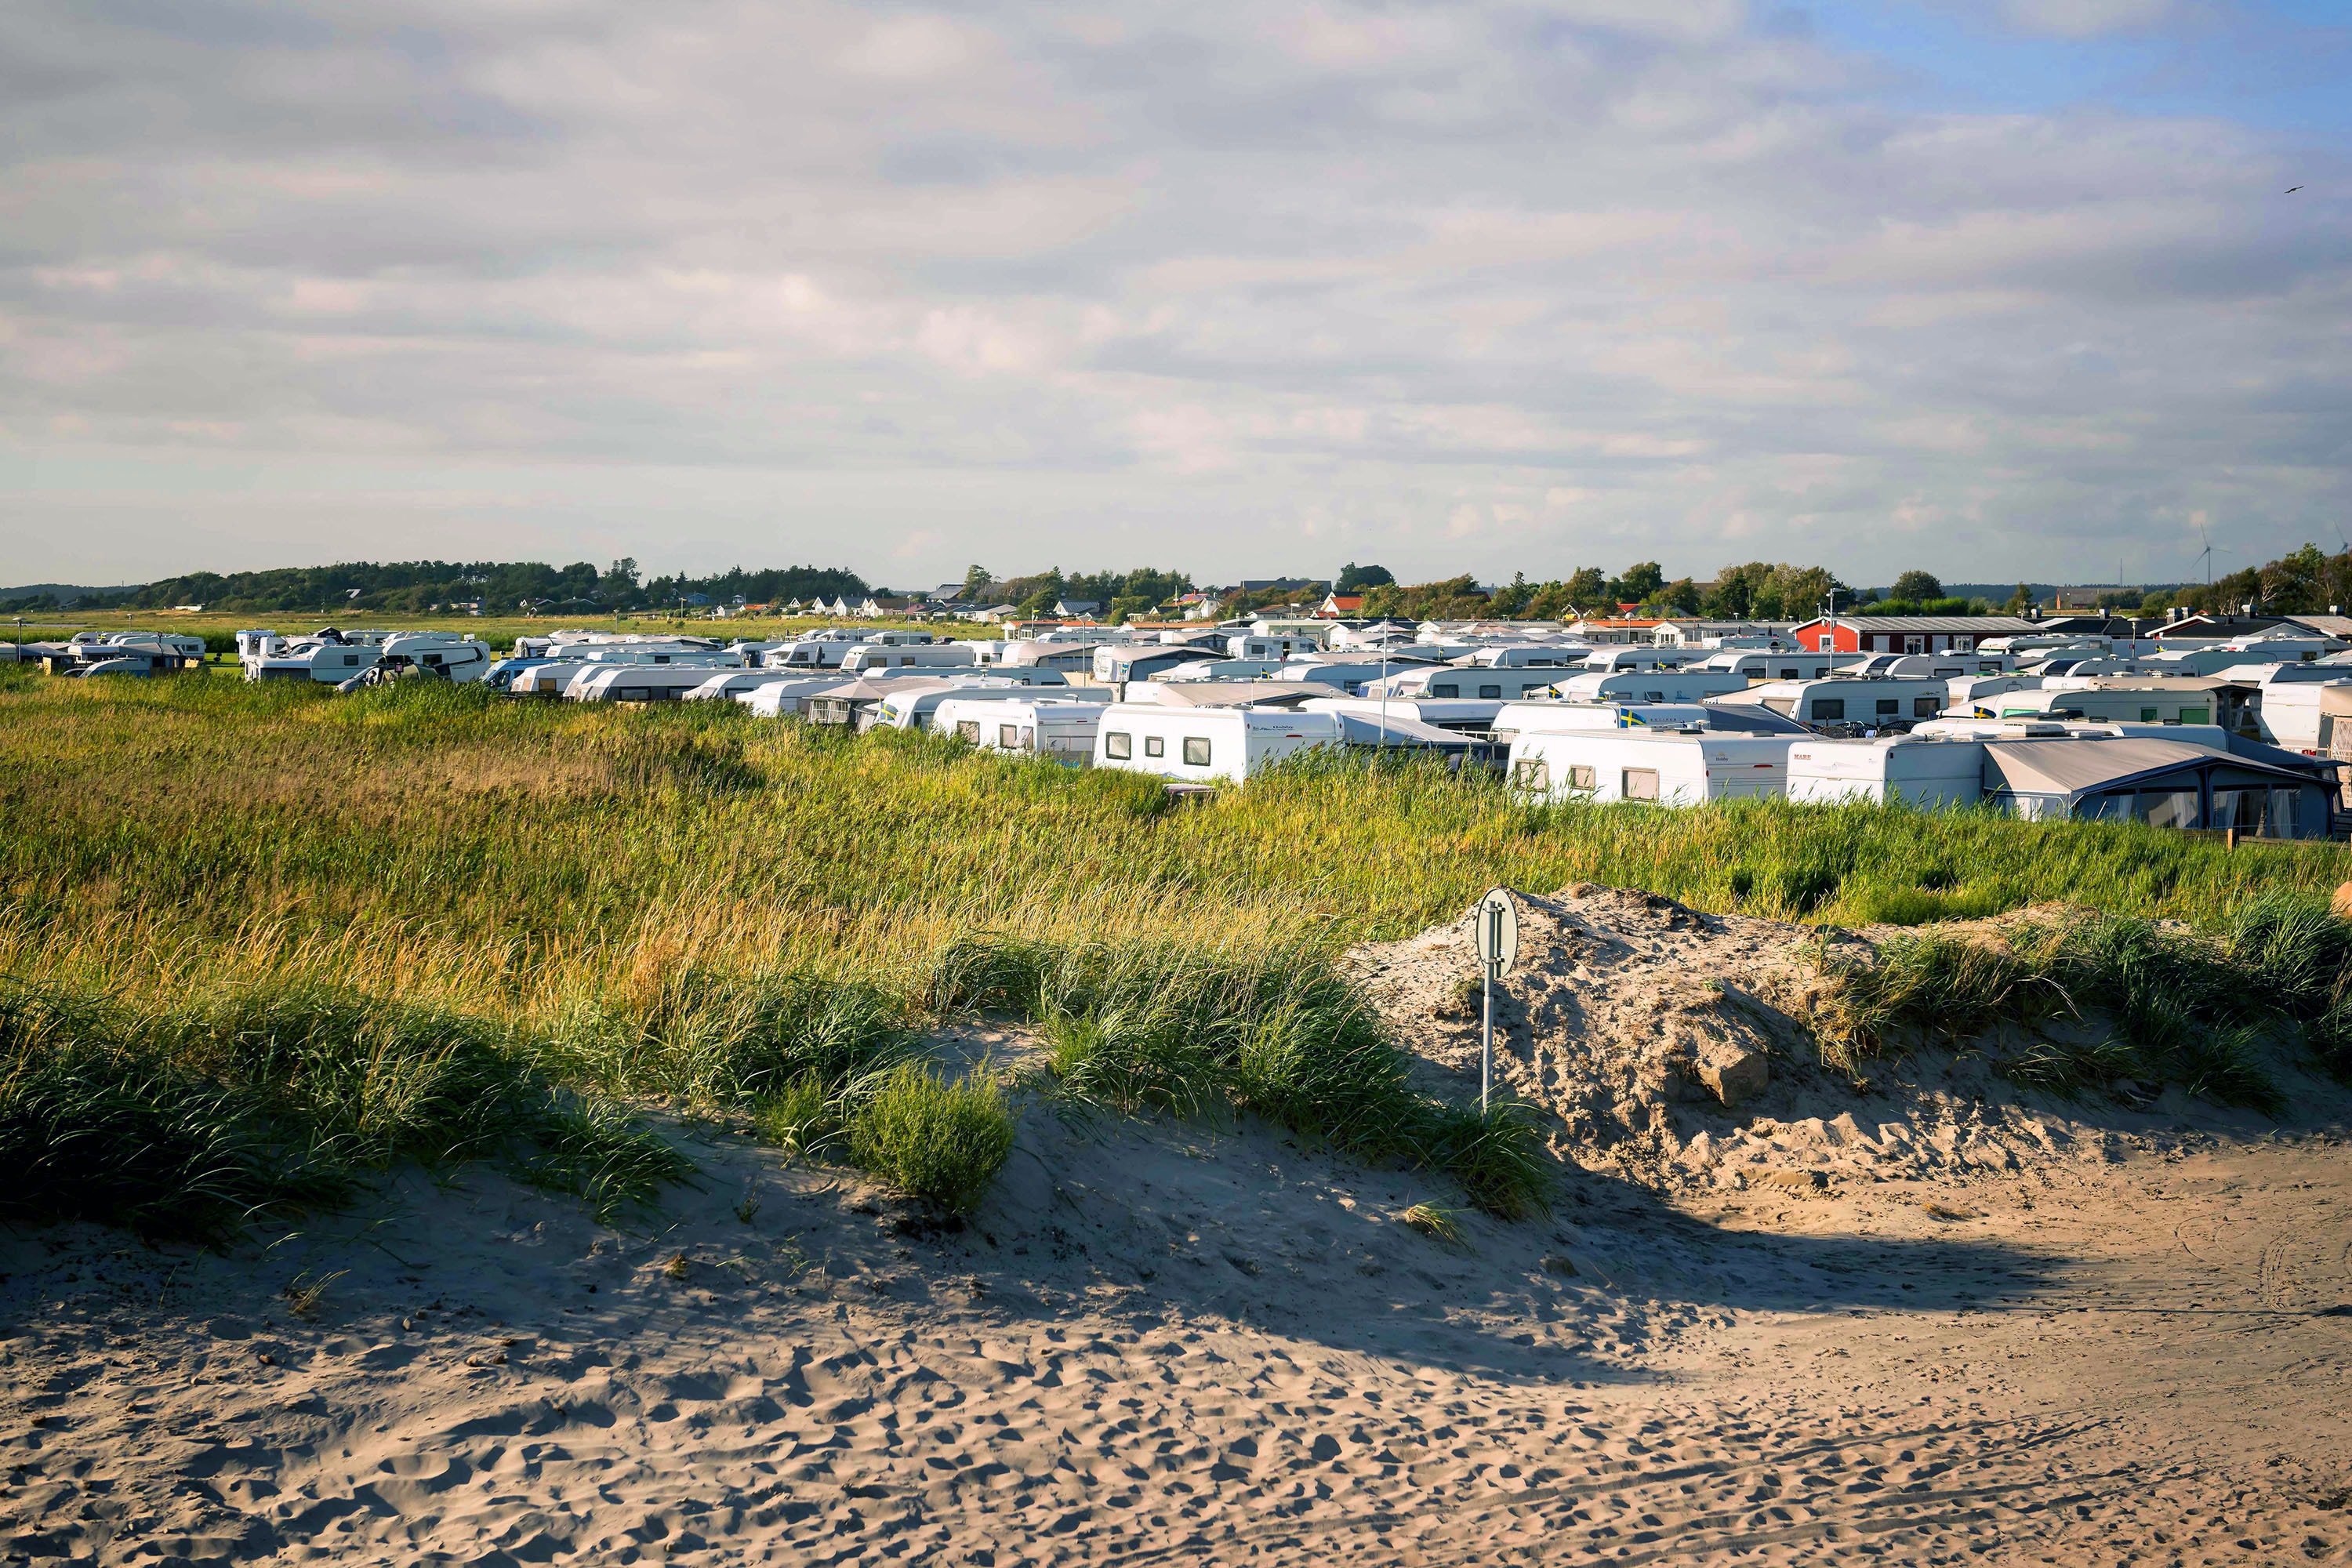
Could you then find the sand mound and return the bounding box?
[1348,884,2303,1195]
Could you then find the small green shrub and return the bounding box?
[753,1073,840,1156]
[845,1065,1015,1214]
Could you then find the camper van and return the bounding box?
[1580,647,1690,673]
[1507,731,1792,804]
[742,676,865,719]
[1713,678,1950,729]
[1785,737,1987,808]
[840,643,975,673]
[766,639,859,670]
[1550,669,1751,705]
[1092,705,1341,784]
[935,697,1107,764]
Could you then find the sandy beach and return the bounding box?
[8,888,2352,1564]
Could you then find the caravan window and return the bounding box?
[1145,735,1165,757]
[1875,699,1899,716]
[1779,667,1798,679]
[2180,708,2209,724]
[1568,764,1595,789]
[999,723,1021,749]
[1432,683,1459,698]
[2136,789,2201,829]
[2140,708,2158,722]
[956,720,981,744]
[1811,699,1846,720]
[1512,760,1549,792]
[1182,737,1211,766]
[1642,691,1664,703]
[1019,727,1034,749]
[343,654,361,666]
[1479,684,1502,700]
[1913,697,1938,717]
[1105,731,1132,759]
[1622,768,1660,800]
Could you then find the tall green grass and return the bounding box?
[0,979,689,1239]
[930,934,1552,1218]
[1813,894,2352,1109]
[3,676,2347,1234]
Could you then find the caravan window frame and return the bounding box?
[1105,731,1132,759]
[1622,767,1661,801]
[1182,736,1211,767]
[1144,735,1165,757]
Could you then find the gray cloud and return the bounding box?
[0,0,2345,589]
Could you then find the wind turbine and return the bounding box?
[2193,525,2215,587]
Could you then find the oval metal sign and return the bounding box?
[1473,886,1519,975]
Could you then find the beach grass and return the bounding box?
[2,673,2347,1234]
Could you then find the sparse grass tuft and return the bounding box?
[1400,1203,1469,1247]
[844,1063,1016,1215]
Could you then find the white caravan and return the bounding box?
[1714,678,1950,728]
[1581,647,1691,672]
[682,671,796,702]
[1785,737,1987,808]
[1551,669,1751,704]
[936,697,1107,764]
[840,643,976,673]
[1367,667,1566,701]
[866,682,1101,732]
[567,664,739,702]
[1301,697,1507,733]
[742,676,866,718]
[372,632,492,684]
[1507,731,1793,804]
[1697,650,1836,682]
[1092,705,1341,785]
[1955,682,2219,728]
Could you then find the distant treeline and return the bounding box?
[0,560,873,615]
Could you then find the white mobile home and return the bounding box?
[742,676,867,718]
[1092,705,1341,784]
[1714,678,1949,728]
[1490,701,1808,742]
[936,697,1107,764]
[1786,737,1987,808]
[1094,645,1222,682]
[1507,731,1792,804]
[683,671,796,702]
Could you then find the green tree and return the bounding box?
[1659,577,1703,614]
[2003,583,2034,613]
[1489,571,1532,618]
[1890,569,1943,602]
[2261,543,2329,614]
[961,564,996,601]
[1563,567,1608,609]
[1335,562,1395,593]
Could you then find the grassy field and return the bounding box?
[2,673,2347,1237]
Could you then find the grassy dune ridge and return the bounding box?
[3,675,2347,1234]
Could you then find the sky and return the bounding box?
[2,0,2347,592]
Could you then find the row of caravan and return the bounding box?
[1503,725,2339,837]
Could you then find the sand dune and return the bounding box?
[7,888,2352,1563]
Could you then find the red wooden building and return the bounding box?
[1784,614,2043,655]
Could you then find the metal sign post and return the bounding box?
[1471,886,1519,1114]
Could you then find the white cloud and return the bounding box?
[0,0,2343,590]
[1998,0,2174,40]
